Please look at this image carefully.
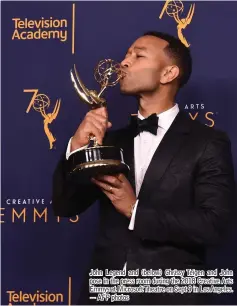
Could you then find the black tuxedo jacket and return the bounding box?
[52,111,236,304]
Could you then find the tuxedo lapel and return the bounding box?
[137,111,191,200]
[120,127,136,192]
[104,120,136,192]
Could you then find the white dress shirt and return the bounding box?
[128,103,179,230]
[66,104,179,230]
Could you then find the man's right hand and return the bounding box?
[70,107,112,152]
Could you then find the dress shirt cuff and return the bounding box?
[123,262,127,271]
[65,137,88,160]
[128,200,139,231]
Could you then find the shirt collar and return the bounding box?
[137,103,179,131]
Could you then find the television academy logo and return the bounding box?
[12,17,68,42]
[10,3,76,54]
[159,0,195,47]
[7,277,72,305]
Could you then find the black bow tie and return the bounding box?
[130,113,159,136]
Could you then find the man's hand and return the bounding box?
[71,107,112,151]
[91,174,136,218]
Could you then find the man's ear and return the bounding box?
[160,65,180,85]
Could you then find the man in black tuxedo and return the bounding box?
[52,32,236,304]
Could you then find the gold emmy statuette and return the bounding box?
[68,59,130,183]
[159,0,195,47]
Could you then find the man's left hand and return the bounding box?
[91,174,136,218]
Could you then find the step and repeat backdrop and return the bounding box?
[2,1,237,305]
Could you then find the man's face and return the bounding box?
[120,35,169,95]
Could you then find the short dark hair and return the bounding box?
[143,31,192,88]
